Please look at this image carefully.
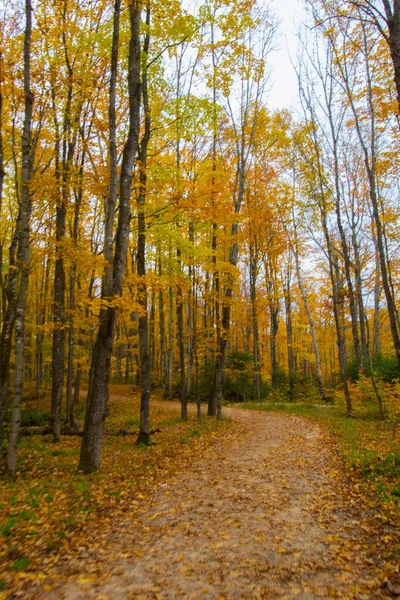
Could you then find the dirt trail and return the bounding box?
[32,406,391,599]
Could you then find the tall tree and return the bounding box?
[6,0,34,476]
[79,0,141,473]
[136,4,151,444]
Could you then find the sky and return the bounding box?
[267,0,307,111]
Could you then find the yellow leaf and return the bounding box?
[77,576,95,584]
[148,513,161,521]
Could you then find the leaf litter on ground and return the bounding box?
[1,389,400,599]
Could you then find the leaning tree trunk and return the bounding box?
[78,0,141,473]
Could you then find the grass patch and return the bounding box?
[179,428,202,445]
[1,516,17,537]
[11,557,29,571]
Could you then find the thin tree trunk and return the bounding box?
[158,253,167,396]
[284,271,295,402]
[149,291,155,370]
[207,25,220,417]
[186,222,194,397]
[249,249,261,402]
[373,233,381,356]
[270,302,279,389]
[352,222,370,367]
[298,67,353,414]
[291,215,326,400]
[168,284,173,400]
[208,222,220,416]
[65,153,83,428]
[6,0,34,477]
[51,7,82,441]
[177,245,187,420]
[136,8,151,445]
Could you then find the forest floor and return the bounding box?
[9,397,399,600]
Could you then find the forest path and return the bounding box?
[36,405,391,600]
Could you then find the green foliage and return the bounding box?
[346,354,400,383]
[3,410,51,427]
[196,362,216,402]
[372,354,400,382]
[224,351,254,402]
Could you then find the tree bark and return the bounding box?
[136,7,151,445]
[284,270,295,401]
[158,253,167,396]
[6,0,34,477]
[50,7,82,442]
[168,284,174,400]
[249,248,261,402]
[78,0,141,472]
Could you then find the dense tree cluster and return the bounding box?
[1,0,400,474]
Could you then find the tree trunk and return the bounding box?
[78,0,141,472]
[373,233,381,356]
[168,284,173,400]
[0,236,18,459]
[186,222,195,397]
[208,222,220,416]
[65,172,82,428]
[136,8,151,445]
[351,220,370,367]
[158,254,167,396]
[177,245,187,420]
[51,9,82,442]
[270,301,279,389]
[6,0,34,477]
[291,219,325,400]
[284,272,295,402]
[249,250,261,402]
[382,1,400,112]
[332,15,400,370]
